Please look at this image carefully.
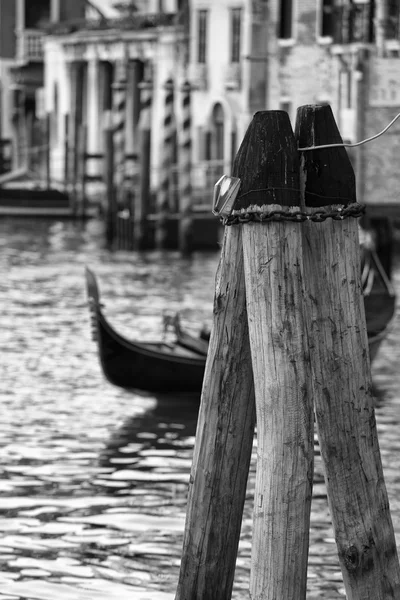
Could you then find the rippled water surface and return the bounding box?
[1,217,400,599]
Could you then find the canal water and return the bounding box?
[1,217,400,600]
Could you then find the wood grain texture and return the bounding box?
[233,111,299,211]
[296,104,400,600]
[175,135,256,599]
[296,104,356,208]
[241,111,314,600]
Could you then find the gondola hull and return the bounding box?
[86,268,207,393]
[95,310,206,393]
[364,290,396,364]
[86,247,395,393]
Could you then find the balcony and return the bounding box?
[333,3,374,45]
[188,63,208,91]
[16,30,44,64]
[224,63,241,91]
[45,12,177,35]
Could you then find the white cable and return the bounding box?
[298,111,400,151]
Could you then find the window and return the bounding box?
[102,62,114,111]
[212,103,224,160]
[52,82,59,145]
[339,70,351,110]
[25,0,50,28]
[387,0,400,39]
[279,0,293,39]
[333,0,375,44]
[320,0,334,37]
[197,10,208,63]
[230,8,242,63]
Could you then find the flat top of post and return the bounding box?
[232,111,300,211]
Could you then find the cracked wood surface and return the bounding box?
[296,104,400,600]
[241,111,314,600]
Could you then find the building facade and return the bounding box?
[188,0,400,209]
[267,0,400,209]
[43,1,186,200]
[7,0,400,212]
[187,0,269,191]
[0,0,86,171]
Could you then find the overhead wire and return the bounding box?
[298,111,400,151]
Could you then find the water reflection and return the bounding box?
[98,397,199,493]
[0,217,399,600]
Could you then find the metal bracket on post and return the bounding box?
[212,174,241,218]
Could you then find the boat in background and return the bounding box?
[86,242,395,393]
[85,268,207,393]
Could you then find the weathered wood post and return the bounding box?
[112,54,128,210]
[178,81,193,256]
[71,61,84,212]
[232,111,314,600]
[63,113,70,193]
[77,123,87,219]
[295,104,400,599]
[134,77,152,250]
[175,135,256,597]
[156,78,175,249]
[26,109,33,173]
[45,112,51,189]
[126,59,143,219]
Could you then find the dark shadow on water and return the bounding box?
[99,393,200,472]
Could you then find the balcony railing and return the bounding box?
[333,4,374,45]
[16,29,44,63]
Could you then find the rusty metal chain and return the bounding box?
[220,202,366,227]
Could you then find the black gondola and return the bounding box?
[85,267,207,393]
[85,243,395,393]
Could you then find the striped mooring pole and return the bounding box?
[112,53,128,210]
[155,78,175,249]
[179,80,193,255]
[134,77,153,250]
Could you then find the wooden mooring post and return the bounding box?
[63,113,70,193]
[134,78,152,250]
[45,112,51,189]
[178,81,193,256]
[155,78,175,249]
[175,158,256,598]
[104,112,116,247]
[176,107,400,600]
[295,104,400,599]
[238,111,314,599]
[77,123,87,219]
[112,53,128,210]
